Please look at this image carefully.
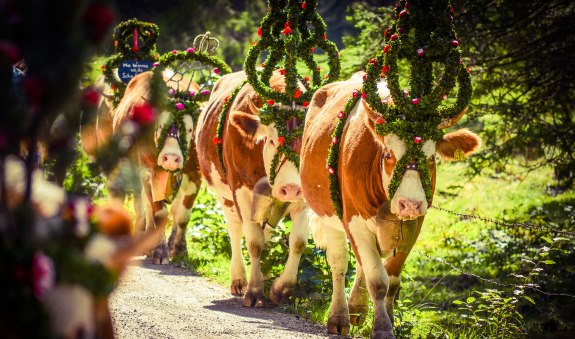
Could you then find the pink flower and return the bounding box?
[33,251,55,300]
[175,102,184,110]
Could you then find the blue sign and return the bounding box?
[117,60,154,84]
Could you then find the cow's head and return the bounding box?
[154,108,194,172]
[228,100,304,202]
[363,83,481,220]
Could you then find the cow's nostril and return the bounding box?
[162,155,168,162]
[399,201,406,211]
[281,188,288,196]
[174,157,180,163]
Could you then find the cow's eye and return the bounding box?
[384,152,392,160]
[429,155,435,163]
[269,139,275,146]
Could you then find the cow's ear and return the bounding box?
[436,128,482,161]
[229,111,265,140]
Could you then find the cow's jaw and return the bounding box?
[382,134,434,220]
[261,124,303,202]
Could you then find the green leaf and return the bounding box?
[541,236,553,244]
[466,297,476,304]
[523,296,536,304]
[542,260,556,265]
[453,300,464,305]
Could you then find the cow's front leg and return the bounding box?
[141,173,169,265]
[349,264,370,326]
[270,203,309,304]
[242,220,266,307]
[220,198,247,295]
[350,225,394,339]
[168,176,200,259]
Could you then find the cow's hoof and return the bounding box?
[152,246,169,265]
[349,303,369,326]
[371,330,395,339]
[269,280,294,304]
[327,314,350,336]
[242,289,265,308]
[230,279,247,296]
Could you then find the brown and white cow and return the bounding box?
[112,71,202,264]
[300,74,481,337]
[195,70,309,307]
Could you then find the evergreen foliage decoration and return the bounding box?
[215,80,248,175]
[243,0,340,184]
[153,45,231,170]
[328,0,472,218]
[101,19,161,107]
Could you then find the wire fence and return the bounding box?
[431,205,575,238]
[409,205,575,298]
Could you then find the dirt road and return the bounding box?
[109,257,334,338]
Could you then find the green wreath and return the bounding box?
[101,19,161,107]
[153,48,232,171]
[242,0,340,185]
[327,0,472,219]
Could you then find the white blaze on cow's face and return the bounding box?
[381,134,435,220]
[155,111,193,171]
[258,122,302,202]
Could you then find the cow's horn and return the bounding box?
[437,107,468,129]
[247,98,260,115]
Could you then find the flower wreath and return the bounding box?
[327,0,472,219]
[101,19,161,107]
[240,0,340,184]
[152,48,231,172]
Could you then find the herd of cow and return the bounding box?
[73,58,482,337]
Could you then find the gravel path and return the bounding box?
[109,257,335,338]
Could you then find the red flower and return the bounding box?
[384,45,391,54]
[278,136,285,146]
[82,87,101,108]
[266,99,275,106]
[279,69,286,75]
[294,88,302,99]
[82,3,114,43]
[376,117,386,124]
[301,2,307,9]
[303,101,309,107]
[132,103,155,125]
[310,47,314,53]
[257,27,263,37]
[212,136,222,144]
[414,136,423,144]
[283,22,292,35]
